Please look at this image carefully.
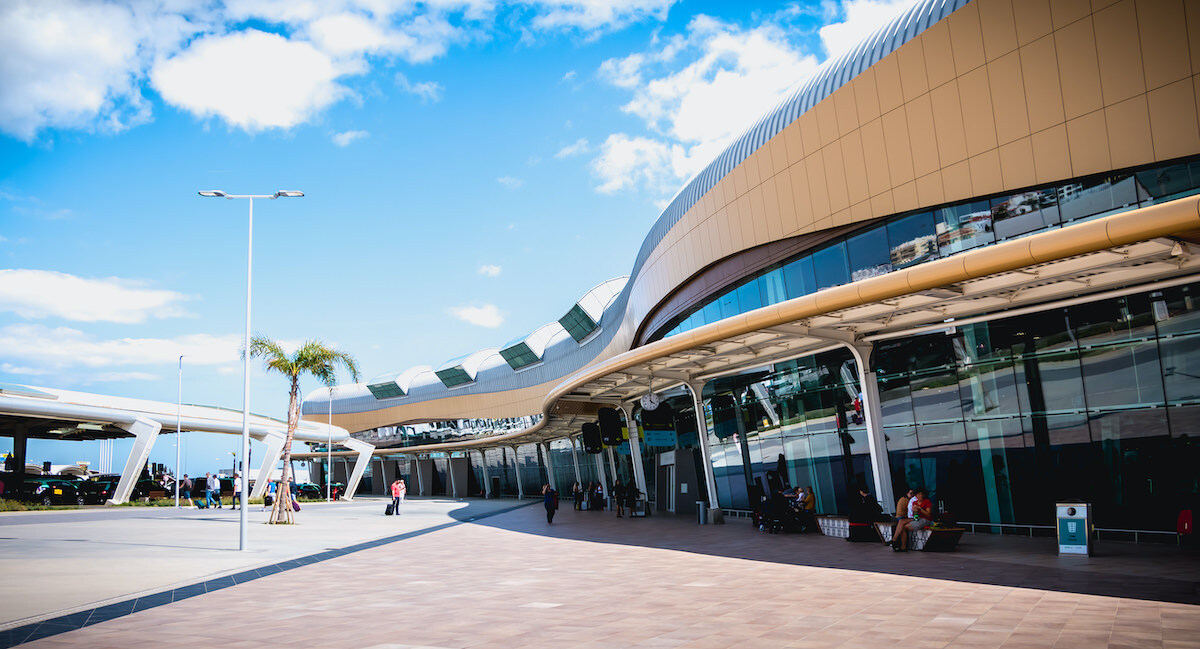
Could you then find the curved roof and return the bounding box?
[304,0,972,425]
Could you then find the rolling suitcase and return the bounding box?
[385,503,395,516]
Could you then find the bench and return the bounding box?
[875,522,965,551]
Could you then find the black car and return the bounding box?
[20,476,84,506]
[79,479,118,504]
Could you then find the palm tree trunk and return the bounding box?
[270,374,301,524]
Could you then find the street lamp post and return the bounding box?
[175,355,186,508]
[198,189,303,551]
[327,386,334,502]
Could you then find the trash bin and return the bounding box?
[1056,502,1092,556]
[697,501,707,525]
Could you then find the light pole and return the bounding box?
[175,354,186,508]
[198,189,303,551]
[327,386,334,501]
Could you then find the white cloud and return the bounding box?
[497,176,524,188]
[0,324,241,370]
[85,371,161,384]
[151,30,351,132]
[594,15,819,195]
[477,264,502,276]
[0,0,202,142]
[591,134,680,194]
[0,269,190,323]
[449,304,504,328]
[395,72,444,103]
[561,69,576,81]
[819,0,916,58]
[1,0,681,140]
[332,129,369,146]
[521,0,677,33]
[555,137,590,158]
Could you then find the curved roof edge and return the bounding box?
[627,0,971,283]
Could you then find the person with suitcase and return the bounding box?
[389,478,403,516]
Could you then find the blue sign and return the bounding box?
[644,429,677,447]
[613,442,631,455]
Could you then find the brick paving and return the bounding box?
[11,503,1200,649]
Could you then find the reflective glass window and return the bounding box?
[1058,174,1140,223]
[782,255,816,298]
[1160,333,1200,405]
[915,422,967,452]
[701,300,721,327]
[1012,350,1086,414]
[1153,284,1200,336]
[847,226,892,281]
[886,211,938,269]
[1136,163,1200,204]
[936,200,993,256]
[990,188,1060,241]
[957,358,1023,419]
[1080,341,1164,409]
[759,268,787,305]
[911,368,963,423]
[812,241,849,290]
[1071,294,1157,347]
[718,289,739,319]
[736,278,763,313]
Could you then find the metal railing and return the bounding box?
[960,521,1178,544]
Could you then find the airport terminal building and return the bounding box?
[298,0,1200,535]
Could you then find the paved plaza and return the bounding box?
[2,499,1198,648]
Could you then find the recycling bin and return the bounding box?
[1056,502,1093,556]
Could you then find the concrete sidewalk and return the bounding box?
[0,497,524,630]
[5,502,1199,648]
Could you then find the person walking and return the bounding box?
[231,473,242,510]
[542,484,558,524]
[203,473,218,509]
[390,478,404,515]
[211,473,222,508]
[180,474,192,503]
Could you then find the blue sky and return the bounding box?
[0,0,914,471]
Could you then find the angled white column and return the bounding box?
[478,449,491,498]
[340,438,374,502]
[250,430,286,500]
[569,436,582,485]
[594,451,608,503]
[605,446,618,509]
[110,416,162,504]
[511,446,525,499]
[847,343,895,509]
[684,382,721,515]
[619,403,647,501]
[541,442,558,492]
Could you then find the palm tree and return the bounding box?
[249,336,360,524]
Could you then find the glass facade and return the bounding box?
[500,342,540,370]
[690,284,1200,532]
[434,366,473,387]
[654,157,1200,342]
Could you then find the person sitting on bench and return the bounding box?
[892,488,932,552]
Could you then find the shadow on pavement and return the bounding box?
[464,500,1200,606]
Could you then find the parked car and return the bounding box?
[18,476,84,506]
[79,479,118,504]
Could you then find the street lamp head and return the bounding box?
[273,190,304,198]
[198,190,228,198]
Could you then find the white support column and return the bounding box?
[511,446,525,499]
[619,403,647,501]
[569,436,582,485]
[594,451,608,503]
[847,343,895,509]
[340,438,374,502]
[685,382,721,518]
[447,455,458,498]
[109,416,162,505]
[478,449,491,498]
[605,446,618,509]
[542,442,558,492]
[413,457,423,495]
[250,430,286,499]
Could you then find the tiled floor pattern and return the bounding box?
[0,501,531,648]
[12,506,1200,649]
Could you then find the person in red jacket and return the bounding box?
[892,488,932,552]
